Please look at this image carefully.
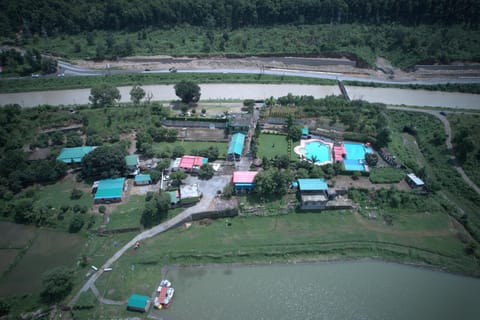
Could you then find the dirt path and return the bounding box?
[387,106,480,196]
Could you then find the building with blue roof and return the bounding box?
[301,127,310,139]
[134,174,151,186]
[297,178,329,210]
[56,146,95,163]
[227,133,245,161]
[94,178,125,203]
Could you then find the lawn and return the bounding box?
[152,140,228,159]
[369,167,405,184]
[107,195,146,230]
[257,133,300,160]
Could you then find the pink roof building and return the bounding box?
[179,155,205,170]
[334,145,347,162]
[232,171,258,184]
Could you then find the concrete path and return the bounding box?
[387,106,480,196]
[68,175,231,307]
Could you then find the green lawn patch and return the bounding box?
[369,167,405,184]
[152,140,228,159]
[107,195,146,230]
[257,133,299,160]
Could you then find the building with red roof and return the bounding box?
[232,171,258,192]
[178,155,208,172]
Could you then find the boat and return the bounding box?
[154,279,174,309]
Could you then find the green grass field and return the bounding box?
[107,195,146,230]
[152,140,228,159]
[369,167,405,184]
[257,133,300,160]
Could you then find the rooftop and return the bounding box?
[179,155,206,169]
[180,184,202,199]
[134,174,151,183]
[127,294,149,309]
[169,190,180,204]
[233,171,258,184]
[227,132,246,156]
[125,154,139,166]
[298,178,328,191]
[407,173,425,186]
[56,146,95,163]
[94,178,125,200]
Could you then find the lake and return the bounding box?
[155,260,480,320]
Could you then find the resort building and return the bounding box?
[93,178,126,204]
[297,178,329,210]
[134,174,152,186]
[232,171,258,192]
[56,146,95,163]
[127,294,150,313]
[227,132,246,161]
[168,190,180,207]
[178,155,208,173]
[301,127,310,139]
[406,173,425,189]
[125,154,140,176]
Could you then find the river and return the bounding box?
[155,261,480,320]
[1,84,479,109]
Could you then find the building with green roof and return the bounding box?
[94,178,125,203]
[227,133,245,161]
[127,294,150,312]
[56,146,95,163]
[125,154,140,175]
[134,174,152,186]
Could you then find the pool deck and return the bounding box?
[294,139,334,166]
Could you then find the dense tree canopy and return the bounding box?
[89,84,121,107]
[1,0,477,37]
[40,266,74,303]
[174,81,201,104]
[141,192,170,227]
[81,145,127,181]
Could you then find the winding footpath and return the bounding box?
[387,106,480,196]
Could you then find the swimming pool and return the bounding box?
[344,143,373,160]
[343,142,372,171]
[304,141,331,163]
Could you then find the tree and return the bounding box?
[66,133,83,147]
[130,85,146,105]
[141,192,170,227]
[243,99,255,113]
[287,125,302,142]
[81,145,127,181]
[69,214,85,233]
[89,84,121,107]
[254,169,290,200]
[0,299,10,317]
[198,164,214,180]
[170,171,187,186]
[376,127,391,148]
[70,188,83,200]
[365,153,379,167]
[40,266,74,303]
[174,81,201,104]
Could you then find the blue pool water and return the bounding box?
[344,143,372,160]
[304,141,331,163]
[343,143,372,171]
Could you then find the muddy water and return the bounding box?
[1,84,478,109]
[0,84,340,107]
[157,261,480,320]
[346,86,480,109]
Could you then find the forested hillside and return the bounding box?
[1,0,478,37]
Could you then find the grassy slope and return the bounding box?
[448,113,480,187]
[20,24,480,68]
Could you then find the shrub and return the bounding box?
[98,205,106,213]
[70,188,83,200]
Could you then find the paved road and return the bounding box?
[58,60,480,85]
[68,175,231,307]
[387,106,480,196]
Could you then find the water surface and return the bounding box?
[157,261,480,320]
